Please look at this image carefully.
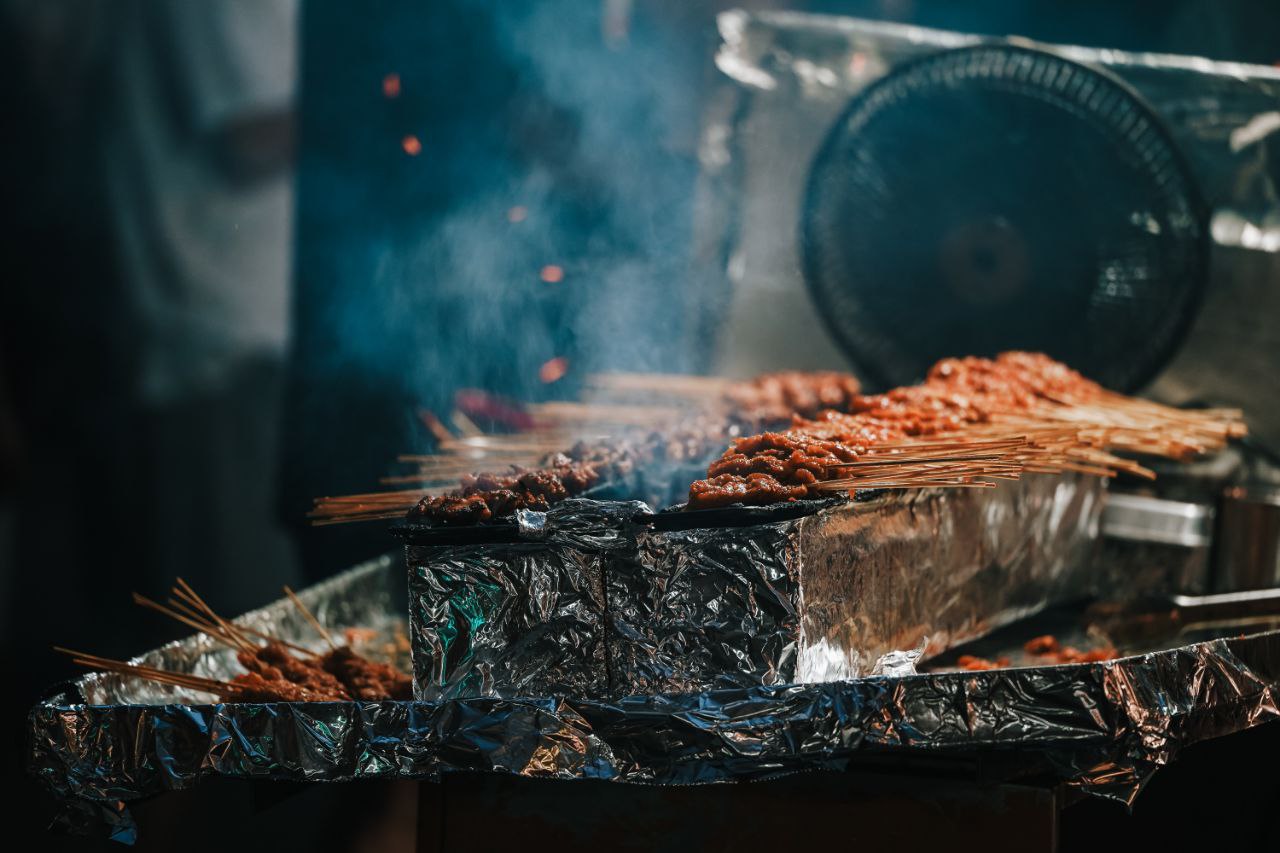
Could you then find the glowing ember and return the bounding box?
[382,73,401,98]
[539,264,564,283]
[539,357,570,384]
[507,205,528,223]
[401,135,422,156]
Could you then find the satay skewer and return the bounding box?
[585,372,735,394]
[312,354,1246,524]
[54,647,232,697]
[284,586,338,651]
[817,479,999,491]
[173,578,257,652]
[133,593,243,648]
[134,593,319,659]
[310,511,410,526]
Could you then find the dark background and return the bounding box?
[4,1,1279,849]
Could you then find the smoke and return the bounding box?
[481,0,715,374]
[288,0,728,486]
[377,2,708,398]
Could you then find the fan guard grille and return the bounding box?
[801,44,1208,391]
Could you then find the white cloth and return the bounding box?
[106,0,298,402]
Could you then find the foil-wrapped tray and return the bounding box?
[27,552,1280,843]
[25,548,1280,842]
[402,475,1105,699]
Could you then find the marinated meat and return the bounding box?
[422,493,495,525]
[228,671,345,703]
[414,460,604,526]
[725,370,864,422]
[411,370,871,524]
[948,634,1116,673]
[687,472,810,509]
[227,642,412,702]
[1023,635,1060,655]
[322,646,414,700]
[956,655,1012,671]
[685,352,1101,510]
[256,641,352,699]
[411,355,1098,522]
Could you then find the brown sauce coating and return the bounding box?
[411,354,1094,521]
[227,641,413,702]
[685,352,1097,510]
[322,646,414,700]
[256,641,352,699]
[687,473,812,509]
[228,671,343,703]
[724,370,864,422]
[956,655,1012,671]
[411,370,864,525]
[415,461,604,526]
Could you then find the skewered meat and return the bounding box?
[685,352,1103,510]
[687,473,811,509]
[725,370,864,422]
[1023,635,1059,655]
[226,642,414,702]
[229,671,346,702]
[701,432,862,491]
[71,583,418,703]
[410,369,865,525]
[409,351,1240,522]
[947,634,1116,673]
[1024,635,1117,664]
[421,493,497,525]
[957,655,1012,671]
[415,460,603,525]
[255,641,352,699]
[322,646,414,700]
[236,650,286,682]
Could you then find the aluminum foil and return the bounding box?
[405,475,1104,699]
[405,500,648,700]
[29,576,1280,843]
[75,554,406,706]
[632,473,1105,691]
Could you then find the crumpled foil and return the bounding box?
[28,547,1280,842]
[405,476,1104,698]
[71,556,407,706]
[406,501,648,700]
[711,10,1280,252]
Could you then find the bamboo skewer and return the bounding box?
[163,595,229,635]
[417,410,456,445]
[450,410,484,438]
[173,577,256,652]
[432,434,582,451]
[133,593,240,648]
[54,647,233,697]
[398,451,548,465]
[310,506,427,523]
[816,478,999,491]
[310,363,1246,524]
[284,586,338,651]
[585,372,735,396]
[531,401,687,427]
[60,577,383,702]
[134,592,318,659]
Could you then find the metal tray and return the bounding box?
[28,552,1280,842]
